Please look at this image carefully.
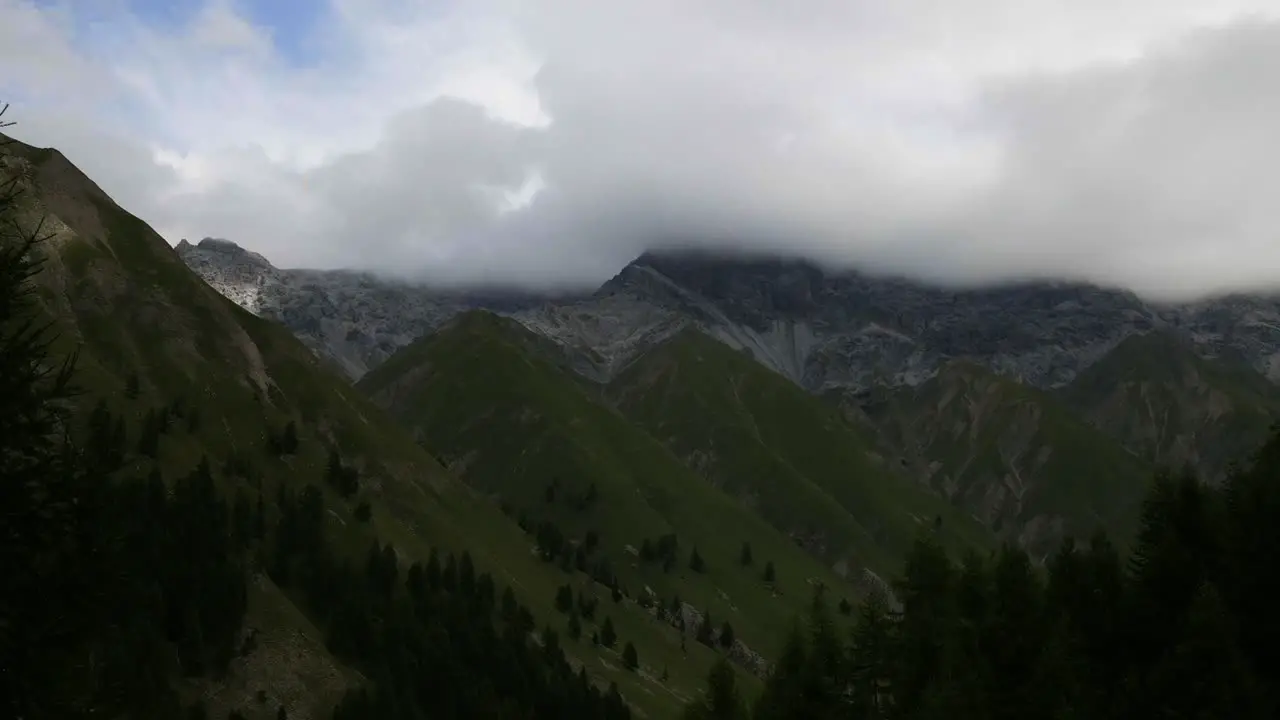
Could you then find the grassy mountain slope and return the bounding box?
[606,329,994,576]
[1,136,701,719]
[358,312,870,665]
[840,361,1153,557]
[1063,331,1280,483]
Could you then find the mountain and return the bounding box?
[177,237,580,379]
[1,136,713,719]
[358,311,898,662]
[834,361,1154,556]
[1063,330,1280,482]
[581,250,1280,390]
[180,242,1280,396]
[605,328,994,572]
[179,238,1280,542]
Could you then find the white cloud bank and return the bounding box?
[2,0,1279,298]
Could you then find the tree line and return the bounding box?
[683,435,1280,719]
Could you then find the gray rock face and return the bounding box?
[616,250,1280,391]
[178,240,1280,391]
[177,238,578,378]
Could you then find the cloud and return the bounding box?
[3,0,1280,298]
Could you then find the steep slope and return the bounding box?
[606,329,994,574]
[608,250,1280,391]
[359,312,877,662]
[0,136,698,719]
[837,361,1153,556]
[1063,331,1280,482]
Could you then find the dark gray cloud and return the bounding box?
[3,0,1280,298]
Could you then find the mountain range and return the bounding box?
[6,128,1278,719]
[179,235,1280,487]
[179,238,1280,388]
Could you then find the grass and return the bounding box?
[868,360,1154,556]
[1062,331,1280,482]
[359,312,882,704]
[607,328,996,574]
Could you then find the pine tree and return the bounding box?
[892,535,959,720]
[849,590,895,719]
[556,584,574,614]
[763,560,776,584]
[601,617,618,648]
[719,621,735,649]
[690,546,706,573]
[640,538,656,562]
[752,622,808,720]
[1144,582,1264,718]
[801,589,846,716]
[622,642,639,671]
[0,135,93,717]
[281,421,298,455]
[740,541,753,567]
[697,610,715,647]
[682,657,747,720]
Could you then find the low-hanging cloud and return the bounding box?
[3,0,1279,299]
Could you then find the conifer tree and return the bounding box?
[601,617,618,648]
[719,621,735,649]
[622,642,639,671]
[697,610,715,647]
[690,546,707,573]
[0,117,91,718]
[556,584,574,614]
[682,657,747,720]
[691,543,711,571]
[568,609,582,640]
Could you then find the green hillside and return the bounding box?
[841,361,1153,557]
[358,312,880,670]
[0,135,688,719]
[605,329,994,576]
[1063,331,1280,482]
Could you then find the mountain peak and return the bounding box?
[175,236,280,315]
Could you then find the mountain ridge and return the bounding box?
[179,237,1280,391]
[179,236,1280,487]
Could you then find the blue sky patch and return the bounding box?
[115,0,331,65]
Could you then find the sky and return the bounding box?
[2,0,1279,299]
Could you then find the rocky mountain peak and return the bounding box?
[176,236,281,315]
[185,236,274,268]
[177,238,1280,393]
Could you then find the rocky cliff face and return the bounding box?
[180,240,1280,395]
[599,250,1280,392]
[177,238,575,378]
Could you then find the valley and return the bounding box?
[5,131,1279,719]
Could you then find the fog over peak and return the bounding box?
[4,0,1280,301]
